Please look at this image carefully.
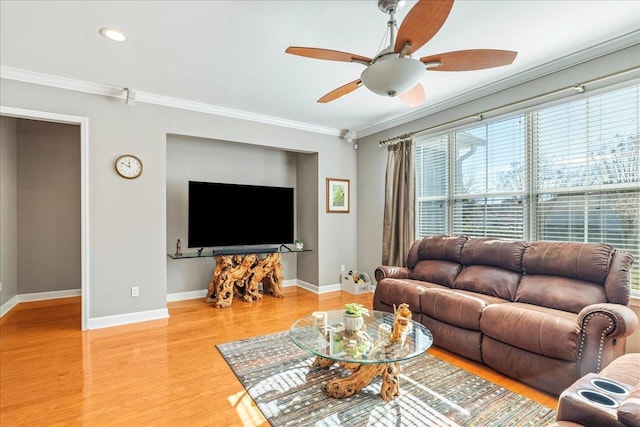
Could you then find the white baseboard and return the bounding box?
[166,280,299,303]
[4,281,349,323]
[19,289,81,302]
[296,280,341,294]
[0,289,81,318]
[0,295,19,318]
[166,289,207,302]
[166,281,342,302]
[319,283,342,294]
[87,308,170,330]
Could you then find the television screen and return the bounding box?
[188,181,294,248]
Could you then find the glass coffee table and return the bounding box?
[290,309,433,401]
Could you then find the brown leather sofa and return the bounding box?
[549,353,640,427]
[374,235,638,395]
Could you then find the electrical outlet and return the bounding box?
[340,265,345,272]
[131,286,139,297]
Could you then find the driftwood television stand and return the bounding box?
[168,247,309,308]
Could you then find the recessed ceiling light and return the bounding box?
[100,27,127,42]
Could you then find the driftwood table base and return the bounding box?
[206,252,284,308]
[314,357,401,401]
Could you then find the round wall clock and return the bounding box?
[115,154,143,179]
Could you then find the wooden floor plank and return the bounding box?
[0,288,557,426]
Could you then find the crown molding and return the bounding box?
[136,91,342,136]
[0,66,343,137]
[357,30,640,138]
[2,29,638,139]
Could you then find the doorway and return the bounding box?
[0,106,89,330]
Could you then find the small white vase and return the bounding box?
[343,314,363,331]
[296,242,304,250]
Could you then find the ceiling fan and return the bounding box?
[285,0,517,107]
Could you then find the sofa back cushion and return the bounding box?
[455,265,520,301]
[406,239,422,270]
[412,260,461,288]
[522,241,613,284]
[417,234,467,263]
[461,237,527,272]
[453,238,527,300]
[605,251,635,305]
[517,242,614,312]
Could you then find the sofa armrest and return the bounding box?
[577,303,639,375]
[578,303,639,340]
[375,266,412,282]
[619,383,640,427]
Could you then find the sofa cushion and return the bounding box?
[619,383,640,427]
[454,265,521,301]
[515,275,607,313]
[421,316,483,362]
[523,241,613,284]
[482,336,579,396]
[374,278,446,314]
[481,302,580,361]
[461,237,527,272]
[421,288,507,331]
[406,239,422,269]
[417,234,467,262]
[412,260,461,287]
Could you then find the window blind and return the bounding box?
[534,85,639,281]
[451,118,527,240]
[416,135,448,236]
[415,83,640,292]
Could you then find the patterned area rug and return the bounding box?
[217,331,556,426]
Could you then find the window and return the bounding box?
[416,135,448,236]
[416,83,640,292]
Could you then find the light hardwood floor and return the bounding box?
[0,287,557,426]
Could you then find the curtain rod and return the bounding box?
[379,65,640,147]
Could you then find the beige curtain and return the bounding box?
[382,137,415,266]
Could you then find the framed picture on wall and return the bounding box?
[326,178,350,213]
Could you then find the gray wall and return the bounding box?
[166,134,313,294]
[356,44,640,350]
[0,78,357,323]
[17,119,81,294]
[295,152,319,284]
[0,117,18,305]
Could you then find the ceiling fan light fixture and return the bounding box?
[378,0,406,14]
[285,0,515,105]
[360,55,425,97]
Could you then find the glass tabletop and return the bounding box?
[289,309,433,364]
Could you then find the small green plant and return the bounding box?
[294,237,304,244]
[344,302,369,317]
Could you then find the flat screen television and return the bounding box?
[188,181,294,248]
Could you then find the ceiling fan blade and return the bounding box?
[399,83,425,107]
[420,49,518,71]
[394,0,454,55]
[286,47,372,64]
[317,79,363,103]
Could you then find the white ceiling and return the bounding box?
[1,1,639,137]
